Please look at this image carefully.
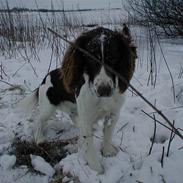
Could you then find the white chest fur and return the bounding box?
[76,80,125,123]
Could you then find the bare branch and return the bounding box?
[149,114,157,155]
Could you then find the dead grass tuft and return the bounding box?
[11,138,68,168]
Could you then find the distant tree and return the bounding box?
[126,0,183,37]
[11,7,29,12]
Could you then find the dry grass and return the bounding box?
[10,138,80,182]
[11,138,68,168]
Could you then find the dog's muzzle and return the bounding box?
[96,83,113,97]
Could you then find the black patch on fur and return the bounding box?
[41,69,76,106]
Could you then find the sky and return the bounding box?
[1,0,124,10]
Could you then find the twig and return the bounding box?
[136,181,143,183]
[166,120,175,157]
[149,114,157,155]
[133,74,143,87]
[160,175,166,183]
[155,29,176,102]
[0,62,2,79]
[47,27,183,140]
[0,79,15,87]
[117,122,129,133]
[17,49,38,77]
[161,146,165,168]
[177,128,183,132]
[117,122,129,148]
[120,130,124,147]
[12,62,27,77]
[141,110,172,132]
[47,40,55,73]
[0,62,8,79]
[178,146,183,150]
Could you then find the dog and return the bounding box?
[19,25,136,173]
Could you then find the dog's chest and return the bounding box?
[76,81,126,123]
[85,91,123,119]
[95,97,116,113]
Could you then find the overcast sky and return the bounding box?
[1,0,123,10]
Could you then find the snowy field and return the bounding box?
[1,6,183,183]
[4,0,124,10]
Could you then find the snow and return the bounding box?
[62,176,70,182]
[0,3,183,183]
[5,0,124,10]
[0,168,49,183]
[0,154,16,170]
[30,155,55,177]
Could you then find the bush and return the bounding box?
[126,0,183,37]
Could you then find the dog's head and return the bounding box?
[61,25,137,97]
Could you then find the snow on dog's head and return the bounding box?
[61,26,136,97]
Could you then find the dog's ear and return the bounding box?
[114,28,137,93]
[122,23,137,59]
[61,35,87,94]
[122,23,132,43]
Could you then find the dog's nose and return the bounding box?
[97,84,112,97]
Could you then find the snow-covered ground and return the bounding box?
[5,0,124,10]
[1,10,183,183]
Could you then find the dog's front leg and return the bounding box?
[80,119,104,174]
[102,113,119,157]
[76,83,104,174]
[35,85,55,144]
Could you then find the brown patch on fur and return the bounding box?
[113,30,136,94]
[60,34,86,94]
[61,45,77,93]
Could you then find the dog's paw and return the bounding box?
[102,144,119,157]
[87,158,104,174]
[83,150,104,174]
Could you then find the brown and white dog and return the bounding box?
[19,25,136,173]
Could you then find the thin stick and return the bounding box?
[0,62,3,79]
[166,120,175,157]
[12,62,27,77]
[149,114,157,155]
[117,122,129,133]
[0,62,8,78]
[0,79,15,87]
[155,29,176,102]
[47,28,183,140]
[141,110,172,131]
[161,146,165,168]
